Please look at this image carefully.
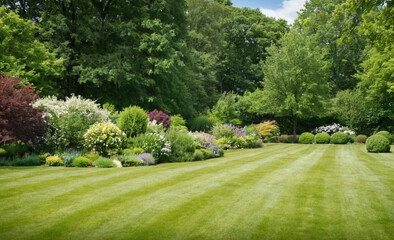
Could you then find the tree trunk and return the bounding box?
[292,116,297,143]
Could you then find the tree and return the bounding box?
[208,92,241,125]
[0,74,46,145]
[0,6,62,95]
[262,30,331,142]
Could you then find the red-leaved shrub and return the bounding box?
[148,109,171,128]
[0,73,46,145]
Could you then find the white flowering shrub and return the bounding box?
[313,123,355,135]
[84,122,126,156]
[33,95,110,150]
[146,120,166,134]
[130,133,171,163]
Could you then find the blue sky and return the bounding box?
[231,0,307,24]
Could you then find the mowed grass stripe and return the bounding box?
[0,145,305,238]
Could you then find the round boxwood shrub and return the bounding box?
[84,122,126,156]
[331,132,349,144]
[46,155,64,166]
[93,157,115,168]
[73,156,92,167]
[356,135,368,144]
[376,131,393,144]
[366,135,390,153]
[299,132,314,144]
[314,133,330,144]
[117,106,148,138]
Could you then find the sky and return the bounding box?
[231,0,307,24]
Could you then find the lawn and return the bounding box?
[0,144,393,240]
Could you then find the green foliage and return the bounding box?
[146,120,166,134]
[46,155,64,166]
[366,135,390,153]
[244,136,263,148]
[193,150,204,161]
[73,157,92,168]
[38,153,49,164]
[62,150,81,167]
[93,157,115,168]
[103,103,120,124]
[166,128,196,162]
[331,132,349,144]
[208,92,241,125]
[0,148,6,156]
[131,148,144,155]
[119,154,142,167]
[0,7,62,95]
[265,136,279,143]
[356,135,368,144]
[7,155,41,166]
[215,138,232,150]
[190,116,214,132]
[314,133,331,144]
[2,141,29,158]
[84,122,126,156]
[256,120,280,137]
[130,133,170,163]
[278,135,293,143]
[212,125,235,139]
[299,133,315,144]
[201,149,213,159]
[170,115,187,128]
[117,106,148,138]
[376,131,393,144]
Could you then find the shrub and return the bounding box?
[119,154,142,167]
[84,122,126,156]
[211,146,224,157]
[212,124,235,139]
[193,150,204,161]
[84,152,100,162]
[33,95,110,150]
[0,74,46,145]
[0,148,6,156]
[189,116,214,132]
[232,137,246,148]
[265,136,278,143]
[166,128,196,162]
[94,157,115,168]
[73,156,92,167]
[331,132,349,144]
[299,132,314,144]
[46,156,64,166]
[256,120,279,137]
[208,92,241,125]
[356,135,368,144]
[313,123,355,135]
[146,120,166,134]
[278,135,293,143]
[348,134,356,143]
[314,133,330,144]
[192,132,215,149]
[117,106,148,138]
[366,135,390,153]
[170,115,187,128]
[38,153,49,164]
[10,155,41,166]
[148,109,171,128]
[201,149,213,159]
[130,133,171,162]
[244,136,263,148]
[215,138,232,150]
[62,150,81,167]
[2,141,29,158]
[376,131,393,144]
[138,153,156,165]
[131,147,144,155]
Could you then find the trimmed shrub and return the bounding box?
[212,125,235,139]
[331,132,349,144]
[366,135,390,153]
[73,156,92,167]
[189,116,214,132]
[356,135,368,144]
[84,122,126,156]
[118,154,142,167]
[244,136,263,148]
[314,133,330,144]
[94,157,115,168]
[166,128,196,162]
[376,131,393,144]
[117,106,148,138]
[299,132,314,144]
[278,135,293,143]
[138,153,156,165]
[46,156,64,166]
[148,109,171,128]
[10,155,41,166]
[193,150,204,161]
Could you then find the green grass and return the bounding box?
[0,144,393,240]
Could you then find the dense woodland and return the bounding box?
[0,0,393,135]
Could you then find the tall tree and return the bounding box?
[261,30,331,142]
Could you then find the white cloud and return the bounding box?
[259,0,307,24]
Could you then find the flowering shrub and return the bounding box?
[313,123,355,135]
[166,128,196,162]
[212,124,235,139]
[146,120,166,134]
[192,132,215,149]
[84,122,126,156]
[33,95,110,150]
[148,109,171,128]
[138,153,156,165]
[131,133,171,163]
[0,74,46,145]
[117,106,148,138]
